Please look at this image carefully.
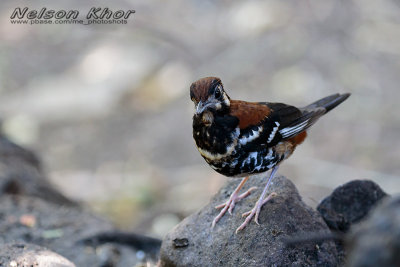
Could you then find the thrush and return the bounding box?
[190,77,350,233]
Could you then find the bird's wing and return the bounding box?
[229,100,325,147]
[272,103,325,138]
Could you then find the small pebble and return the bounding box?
[136,250,145,260]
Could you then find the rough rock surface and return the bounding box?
[160,175,339,267]
[346,195,399,267]
[317,180,388,232]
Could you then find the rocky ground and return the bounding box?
[1,134,397,266]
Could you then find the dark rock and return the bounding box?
[0,133,42,169]
[317,180,388,232]
[159,175,339,267]
[0,242,75,267]
[0,195,160,266]
[346,195,399,267]
[0,134,76,206]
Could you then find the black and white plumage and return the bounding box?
[190,77,350,232]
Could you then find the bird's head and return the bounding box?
[190,77,230,115]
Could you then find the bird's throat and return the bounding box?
[201,111,214,126]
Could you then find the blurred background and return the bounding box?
[0,0,399,239]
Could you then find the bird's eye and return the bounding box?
[214,87,221,99]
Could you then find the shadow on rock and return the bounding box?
[346,195,400,267]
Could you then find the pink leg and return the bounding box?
[236,166,279,233]
[212,176,257,228]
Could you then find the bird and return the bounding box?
[190,77,350,233]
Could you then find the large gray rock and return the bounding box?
[160,175,339,266]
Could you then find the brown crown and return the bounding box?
[190,77,222,102]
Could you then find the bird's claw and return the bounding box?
[212,186,257,228]
[236,192,277,233]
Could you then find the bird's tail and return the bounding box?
[304,93,351,113]
[277,93,350,140]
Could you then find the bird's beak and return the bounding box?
[196,101,206,114]
[196,100,219,114]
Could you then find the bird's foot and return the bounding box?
[211,186,257,228]
[236,192,277,233]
